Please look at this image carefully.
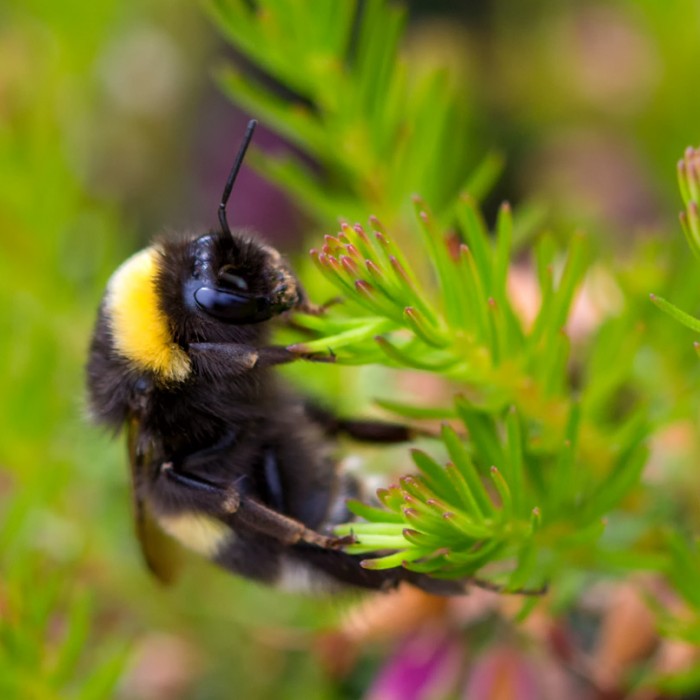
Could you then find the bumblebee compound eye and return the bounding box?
[193,286,274,323]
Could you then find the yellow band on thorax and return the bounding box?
[106,247,191,382]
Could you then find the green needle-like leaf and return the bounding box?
[650,294,700,333]
[441,424,495,517]
[410,449,457,502]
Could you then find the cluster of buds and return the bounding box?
[678,147,700,260]
[649,147,700,340]
[335,406,541,589]
[305,218,457,367]
[298,199,522,380]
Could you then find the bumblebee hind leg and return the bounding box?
[159,459,350,550]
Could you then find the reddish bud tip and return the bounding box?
[340,255,358,273]
[366,259,383,276]
[368,215,385,232]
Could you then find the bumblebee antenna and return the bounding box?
[218,119,257,236]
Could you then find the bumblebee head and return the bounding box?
[153,229,301,341]
[156,118,301,340]
[101,119,303,382]
[179,118,300,326]
[184,230,300,324]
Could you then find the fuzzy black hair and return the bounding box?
[154,229,280,348]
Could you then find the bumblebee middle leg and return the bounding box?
[303,401,417,443]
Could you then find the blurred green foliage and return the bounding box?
[4,0,700,698]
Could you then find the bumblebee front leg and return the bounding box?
[189,342,334,377]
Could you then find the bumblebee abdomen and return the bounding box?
[157,512,233,557]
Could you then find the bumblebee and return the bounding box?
[86,120,463,594]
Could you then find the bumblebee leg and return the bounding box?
[160,461,348,550]
[334,419,416,442]
[254,345,335,366]
[188,342,261,376]
[188,342,333,377]
[304,402,416,443]
[178,431,239,470]
[154,430,240,512]
[290,295,342,317]
[161,463,240,513]
[254,346,321,367]
[236,497,354,549]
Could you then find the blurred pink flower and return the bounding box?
[364,625,464,700]
[462,646,540,700]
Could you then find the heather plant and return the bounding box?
[4,0,700,697]
[209,1,700,691]
[209,0,655,596]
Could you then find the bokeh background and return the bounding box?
[4,1,700,698]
